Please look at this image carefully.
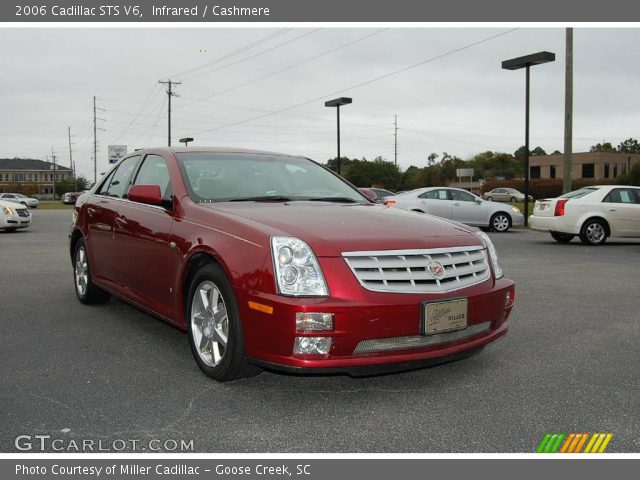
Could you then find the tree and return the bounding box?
[590,141,615,152]
[617,138,640,154]
[337,157,402,191]
[514,145,547,162]
[54,176,89,196]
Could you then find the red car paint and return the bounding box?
[70,147,515,374]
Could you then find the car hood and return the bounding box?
[203,202,483,257]
[0,199,28,209]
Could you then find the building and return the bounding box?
[529,152,640,181]
[0,158,73,198]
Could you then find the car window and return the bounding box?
[419,190,448,200]
[495,189,504,194]
[3,194,15,199]
[560,187,598,199]
[603,188,637,204]
[99,155,140,199]
[133,154,172,200]
[450,190,476,202]
[177,153,366,202]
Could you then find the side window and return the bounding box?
[603,188,635,204]
[101,156,141,199]
[420,190,448,200]
[96,170,116,196]
[133,154,172,200]
[451,190,476,202]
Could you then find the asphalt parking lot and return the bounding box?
[1,210,639,453]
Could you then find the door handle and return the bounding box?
[609,209,617,212]
[115,216,127,226]
[454,202,460,206]
[87,206,97,217]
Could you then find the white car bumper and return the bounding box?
[529,214,578,234]
[1,212,31,229]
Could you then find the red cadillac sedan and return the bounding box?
[70,147,515,381]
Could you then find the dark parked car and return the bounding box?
[70,147,515,381]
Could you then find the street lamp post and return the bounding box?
[502,51,555,227]
[324,97,352,175]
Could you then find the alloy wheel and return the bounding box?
[75,246,88,297]
[190,281,229,367]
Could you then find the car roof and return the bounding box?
[132,146,306,159]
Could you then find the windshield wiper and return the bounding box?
[307,197,360,203]
[227,195,293,202]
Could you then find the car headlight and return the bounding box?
[2,206,15,216]
[511,206,521,213]
[474,230,503,279]
[271,237,328,296]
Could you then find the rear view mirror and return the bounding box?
[128,184,163,206]
[475,198,482,204]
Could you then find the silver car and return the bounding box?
[483,188,532,203]
[0,192,39,208]
[384,187,524,232]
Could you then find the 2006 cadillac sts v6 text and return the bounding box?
[70,147,515,381]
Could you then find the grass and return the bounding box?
[512,201,534,216]
[34,201,74,210]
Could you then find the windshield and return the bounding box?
[559,187,599,199]
[176,152,367,203]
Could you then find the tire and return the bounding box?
[510,196,517,203]
[579,219,608,246]
[550,231,574,243]
[486,196,493,201]
[186,262,261,382]
[490,212,511,232]
[73,238,111,304]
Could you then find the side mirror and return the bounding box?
[128,184,163,206]
[475,198,482,204]
[359,188,378,203]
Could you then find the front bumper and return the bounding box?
[2,213,31,229]
[237,276,515,374]
[511,212,524,227]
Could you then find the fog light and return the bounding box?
[294,336,332,355]
[296,312,334,332]
[505,287,516,308]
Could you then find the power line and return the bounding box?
[182,29,321,82]
[192,29,520,136]
[178,29,387,109]
[167,29,293,79]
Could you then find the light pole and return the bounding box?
[502,51,555,227]
[324,97,352,175]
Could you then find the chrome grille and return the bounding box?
[17,209,30,217]
[342,246,490,293]
[353,322,491,354]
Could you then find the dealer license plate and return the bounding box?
[423,298,468,335]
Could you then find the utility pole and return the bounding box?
[394,115,398,166]
[563,28,573,194]
[68,126,77,192]
[51,147,57,201]
[159,79,181,146]
[93,96,97,184]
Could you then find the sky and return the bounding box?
[2,27,640,181]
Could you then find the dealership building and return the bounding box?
[529,152,640,181]
[0,158,73,197]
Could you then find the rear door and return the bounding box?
[602,188,640,236]
[112,153,179,319]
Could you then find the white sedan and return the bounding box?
[384,187,524,232]
[529,185,640,245]
[0,192,39,208]
[0,199,31,231]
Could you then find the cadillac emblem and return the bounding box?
[428,261,446,279]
